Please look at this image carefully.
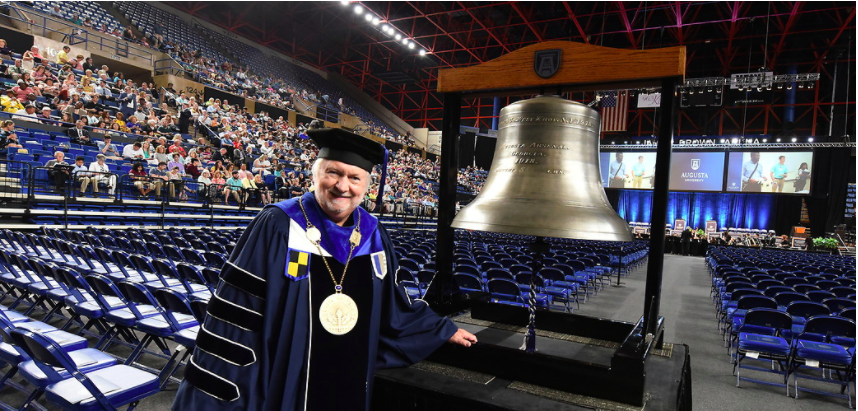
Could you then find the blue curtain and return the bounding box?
[614,191,780,231]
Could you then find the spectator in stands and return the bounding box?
[82,56,95,72]
[167,166,188,201]
[94,79,112,100]
[129,161,151,197]
[12,80,39,100]
[252,154,272,176]
[149,161,169,199]
[152,145,169,165]
[37,107,54,124]
[27,46,43,62]
[31,65,52,83]
[168,138,187,157]
[210,170,225,202]
[178,102,191,134]
[70,13,82,26]
[45,151,72,193]
[0,130,20,152]
[122,27,136,42]
[13,104,38,122]
[71,155,93,195]
[167,153,186,174]
[40,78,57,99]
[185,158,202,179]
[0,39,11,60]
[88,154,115,196]
[66,119,95,146]
[85,109,100,125]
[6,60,27,81]
[196,168,212,198]
[1,91,23,113]
[253,173,272,205]
[225,170,244,205]
[97,135,121,159]
[56,46,70,66]
[120,142,142,161]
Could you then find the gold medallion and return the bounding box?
[319,293,359,335]
[306,227,322,244]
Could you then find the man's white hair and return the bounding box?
[311,158,370,197]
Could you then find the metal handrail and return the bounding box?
[7,3,155,64]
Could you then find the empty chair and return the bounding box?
[734,309,793,395]
[453,273,483,294]
[10,329,162,411]
[790,316,856,407]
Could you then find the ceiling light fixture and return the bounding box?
[418,49,426,56]
[407,42,415,49]
[401,37,409,45]
[371,17,380,25]
[340,0,349,5]
[394,33,402,41]
[353,4,363,15]
[364,13,373,22]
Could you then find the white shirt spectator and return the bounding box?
[13,109,40,123]
[123,144,145,160]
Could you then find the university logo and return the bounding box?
[534,49,562,79]
[691,159,700,170]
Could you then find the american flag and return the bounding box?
[601,90,629,132]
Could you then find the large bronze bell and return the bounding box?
[452,95,633,241]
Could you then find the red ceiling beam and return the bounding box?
[509,2,543,42]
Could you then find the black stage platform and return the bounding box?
[372,318,691,411]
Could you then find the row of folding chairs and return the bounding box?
[731,309,856,407]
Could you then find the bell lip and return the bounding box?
[451,220,634,242]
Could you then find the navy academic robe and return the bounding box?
[172,192,457,410]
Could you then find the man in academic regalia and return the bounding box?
[173,128,477,411]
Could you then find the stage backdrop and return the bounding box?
[607,190,803,234]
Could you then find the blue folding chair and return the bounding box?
[734,309,793,395]
[9,329,161,411]
[790,316,856,407]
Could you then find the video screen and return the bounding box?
[725,151,814,194]
[599,152,658,189]
[668,152,726,192]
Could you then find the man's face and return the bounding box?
[638,157,644,163]
[779,157,785,164]
[56,153,64,161]
[751,153,761,163]
[314,160,369,223]
[616,153,624,162]
[75,160,83,166]
[158,164,166,170]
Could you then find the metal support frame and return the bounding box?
[642,77,677,338]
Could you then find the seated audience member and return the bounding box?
[149,161,169,199]
[13,104,39,122]
[71,156,93,195]
[56,46,71,66]
[210,170,226,202]
[37,107,55,124]
[0,131,21,152]
[168,137,187,157]
[224,170,244,205]
[167,153,185,174]
[185,158,202,179]
[45,151,72,193]
[66,120,95,146]
[0,39,11,59]
[123,142,145,160]
[6,60,27,81]
[168,166,188,201]
[1,90,24,113]
[254,173,272,205]
[129,162,151,197]
[152,144,169,165]
[88,154,115,196]
[197,169,212,199]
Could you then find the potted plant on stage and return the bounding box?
[811,237,839,254]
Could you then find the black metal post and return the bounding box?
[642,77,678,339]
[425,92,461,305]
